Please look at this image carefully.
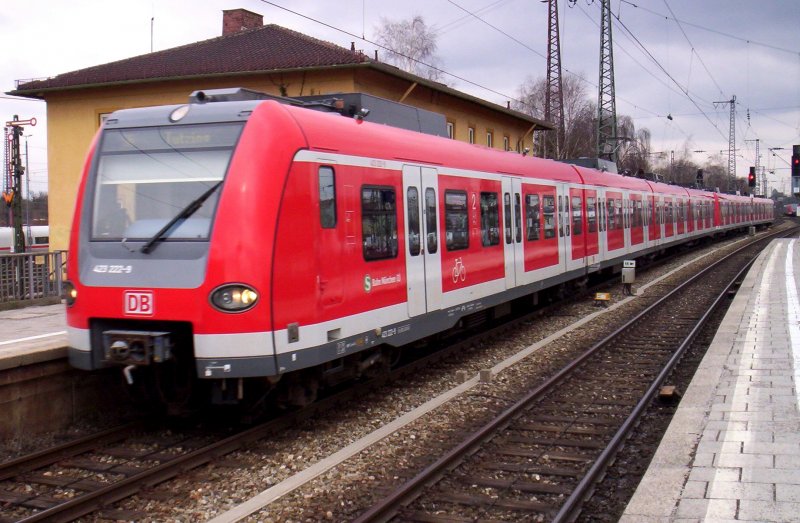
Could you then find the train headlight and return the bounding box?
[210,284,259,313]
[64,281,77,306]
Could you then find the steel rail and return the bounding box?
[553,256,755,521]
[9,289,553,523]
[355,225,797,523]
[0,422,142,483]
[555,226,799,521]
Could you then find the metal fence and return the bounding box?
[0,251,66,304]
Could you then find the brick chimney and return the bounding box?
[222,8,263,35]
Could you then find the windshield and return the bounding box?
[91,122,243,241]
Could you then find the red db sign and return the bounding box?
[124,291,154,316]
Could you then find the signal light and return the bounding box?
[748,167,756,188]
[793,154,800,178]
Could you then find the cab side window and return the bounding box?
[319,166,336,228]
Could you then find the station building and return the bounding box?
[9,8,550,250]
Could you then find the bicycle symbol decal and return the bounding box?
[452,257,467,283]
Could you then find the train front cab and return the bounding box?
[65,99,316,405]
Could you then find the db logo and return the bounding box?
[124,291,154,316]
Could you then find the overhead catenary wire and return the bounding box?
[660,0,726,98]
[602,5,730,142]
[619,0,800,57]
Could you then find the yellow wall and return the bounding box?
[44,69,533,250]
[354,68,533,152]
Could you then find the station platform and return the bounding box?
[622,238,800,522]
[0,303,67,370]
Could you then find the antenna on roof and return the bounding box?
[150,17,154,53]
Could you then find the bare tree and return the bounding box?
[374,15,445,82]
[513,74,597,160]
[617,116,652,175]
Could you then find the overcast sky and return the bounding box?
[1,0,798,196]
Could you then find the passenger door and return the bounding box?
[403,165,442,317]
[502,177,524,288]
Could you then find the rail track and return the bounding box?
[0,282,598,523]
[355,225,799,522]
[0,226,791,522]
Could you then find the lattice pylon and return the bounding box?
[596,0,618,163]
[545,0,566,159]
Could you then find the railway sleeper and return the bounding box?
[479,462,581,478]
[430,491,559,513]
[503,435,606,449]
[461,475,573,495]
[512,422,612,436]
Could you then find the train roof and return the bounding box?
[569,166,652,191]
[276,100,585,184]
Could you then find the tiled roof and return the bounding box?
[12,24,371,93]
[9,22,549,129]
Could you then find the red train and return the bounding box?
[65,89,774,407]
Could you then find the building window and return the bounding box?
[468,127,475,144]
[487,131,493,148]
[503,136,510,151]
[446,121,455,139]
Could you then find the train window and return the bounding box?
[407,187,421,256]
[602,198,607,232]
[572,196,582,236]
[543,194,556,239]
[445,190,469,251]
[587,197,597,233]
[597,198,604,232]
[425,188,438,254]
[92,122,244,241]
[504,193,512,244]
[633,200,642,228]
[621,200,627,229]
[319,166,337,228]
[525,194,541,241]
[481,192,500,247]
[514,194,522,243]
[34,236,49,245]
[361,186,398,261]
[641,199,647,227]
[606,199,615,230]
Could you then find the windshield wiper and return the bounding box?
[139,180,223,254]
